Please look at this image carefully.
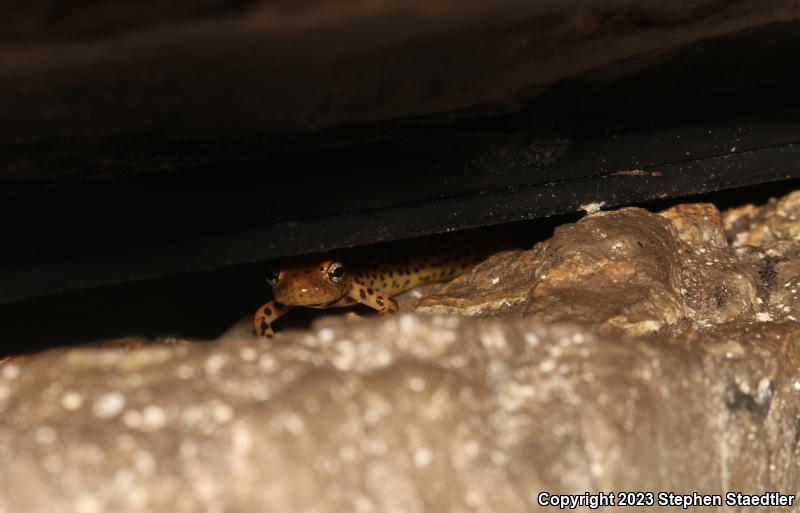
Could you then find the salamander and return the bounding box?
[253,235,513,337]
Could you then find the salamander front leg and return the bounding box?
[253,300,293,337]
[347,282,399,314]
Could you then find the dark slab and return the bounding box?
[2,3,800,302]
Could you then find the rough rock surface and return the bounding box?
[6,191,800,511]
[419,202,773,336]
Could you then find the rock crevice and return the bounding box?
[6,192,800,511]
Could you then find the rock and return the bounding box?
[2,317,800,512]
[525,208,686,336]
[421,204,762,336]
[662,203,760,326]
[3,1,799,183]
[416,247,542,317]
[6,190,800,511]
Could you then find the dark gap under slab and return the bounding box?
[2,178,798,357]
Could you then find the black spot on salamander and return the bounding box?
[404,279,411,286]
[367,288,374,295]
[359,289,366,299]
[263,308,272,316]
[382,282,387,288]
[376,296,384,307]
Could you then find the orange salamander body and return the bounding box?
[253,235,512,337]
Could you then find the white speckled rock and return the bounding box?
[2,315,800,512]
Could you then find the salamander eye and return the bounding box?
[327,262,347,284]
[265,269,281,287]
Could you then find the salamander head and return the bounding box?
[266,258,351,306]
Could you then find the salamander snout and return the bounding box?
[268,259,350,307]
[273,282,340,306]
